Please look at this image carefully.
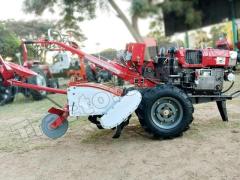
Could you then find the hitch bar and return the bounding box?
[8,79,67,94]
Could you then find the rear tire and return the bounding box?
[0,86,15,105]
[28,66,47,100]
[135,88,151,132]
[140,85,193,138]
[86,64,96,82]
[48,78,59,91]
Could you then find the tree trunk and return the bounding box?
[108,0,142,42]
[132,14,140,37]
[108,0,150,59]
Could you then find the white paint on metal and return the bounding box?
[68,87,142,129]
[100,90,142,129]
[229,51,238,67]
[216,56,226,65]
[67,86,120,116]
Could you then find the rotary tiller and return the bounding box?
[0,31,240,139]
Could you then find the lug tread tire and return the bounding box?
[28,66,47,101]
[86,64,96,82]
[135,88,152,132]
[140,85,193,138]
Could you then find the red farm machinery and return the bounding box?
[0,30,240,139]
[0,29,93,105]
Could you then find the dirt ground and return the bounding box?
[0,77,240,180]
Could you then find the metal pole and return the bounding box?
[185,31,189,48]
[229,0,238,50]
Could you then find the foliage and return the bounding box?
[148,19,170,42]
[23,0,160,45]
[190,30,210,48]
[148,0,204,40]
[99,48,117,60]
[190,24,227,48]
[209,25,225,47]
[161,0,202,29]
[0,25,20,59]
[23,0,98,41]
[0,20,54,39]
[131,0,158,18]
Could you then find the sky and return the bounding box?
[0,0,151,53]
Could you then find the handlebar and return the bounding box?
[48,29,64,42]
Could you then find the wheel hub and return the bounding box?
[151,97,183,129]
[163,109,170,116]
[36,73,47,95]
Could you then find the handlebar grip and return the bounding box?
[23,40,35,44]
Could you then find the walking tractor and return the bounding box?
[0,30,240,139]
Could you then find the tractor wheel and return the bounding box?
[111,75,124,86]
[141,85,193,138]
[97,76,104,83]
[0,86,15,106]
[135,88,152,132]
[28,66,47,100]
[96,71,112,83]
[117,78,124,86]
[7,87,15,103]
[48,78,59,89]
[86,64,96,82]
[41,113,68,139]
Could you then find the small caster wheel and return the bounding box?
[41,113,68,139]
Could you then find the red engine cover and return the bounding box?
[126,43,145,66]
[176,48,231,68]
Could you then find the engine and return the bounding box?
[174,48,237,94]
[123,43,238,95]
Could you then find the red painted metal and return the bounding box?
[79,56,87,80]
[68,82,123,96]
[2,38,235,94]
[6,62,37,78]
[8,79,67,94]
[22,41,28,65]
[0,56,15,84]
[48,107,66,115]
[48,106,69,129]
[126,43,145,66]
[215,38,233,50]
[176,48,231,68]
[25,40,156,87]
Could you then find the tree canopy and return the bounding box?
[23,0,98,41]
[161,0,202,29]
[22,0,214,53]
[0,24,20,59]
[0,20,53,39]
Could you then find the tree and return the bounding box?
[23,0,161,60]
[109,0,158,43]
[160,0,202,30]
[2,19,85,42]
[148,0,204,43]
[0,24,20,59]
[0,20,54,39]
[23,0,98,41]
[148,18,170,43]
[191,30,211,48]
[98,48,117,60]
[209,25,225,47]
[23,1,158,42]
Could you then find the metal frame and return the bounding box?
[21,40,156,87]
[1,36,239,136]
